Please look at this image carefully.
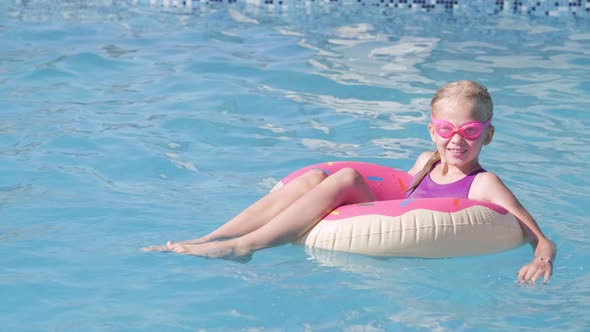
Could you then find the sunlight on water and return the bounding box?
[1,0,590,331]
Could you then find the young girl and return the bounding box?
[144,80,555,284]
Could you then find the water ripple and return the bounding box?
[1,2,590,331]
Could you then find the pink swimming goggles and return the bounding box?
[431,115,493,140]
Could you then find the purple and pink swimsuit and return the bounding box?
[406,165,486,199]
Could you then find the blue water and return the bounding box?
[2,1,590,331]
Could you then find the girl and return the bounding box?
[144,80,555,284]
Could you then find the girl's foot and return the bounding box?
[141,244,170,252]
[141,236,212,252]
[180,236,213,245]
[166,240,252,262]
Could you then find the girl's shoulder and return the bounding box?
[474,170,502,185]
[470,170,524,213]
[470,171,509,200]
[408,151,435,176]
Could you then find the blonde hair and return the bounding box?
[405,80,494,194]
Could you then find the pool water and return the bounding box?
[1,0,590,331]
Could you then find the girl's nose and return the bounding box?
[450,132,464,143]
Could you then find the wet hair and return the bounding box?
[405,80,494,194]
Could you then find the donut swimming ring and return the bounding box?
[272,161,524,258]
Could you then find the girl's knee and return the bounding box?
[300,167,367,192]
[332,168,374,202]
[301,168,329,189]
[333,168,365,187]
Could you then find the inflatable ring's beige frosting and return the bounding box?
[274,162,524,258]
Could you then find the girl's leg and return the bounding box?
[142,169,328,252]
[195,168,329,241]
[168,168,375,258]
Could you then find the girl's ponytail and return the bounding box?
[405,150,440,194]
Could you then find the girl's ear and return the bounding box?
[428,122,437,142]
[483,125,494,145]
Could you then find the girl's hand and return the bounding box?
[517,256,553,284]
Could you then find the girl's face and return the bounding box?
[429,97,494,170]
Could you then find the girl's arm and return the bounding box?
[470,172,555,284]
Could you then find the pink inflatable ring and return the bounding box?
[272,161,524,258]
